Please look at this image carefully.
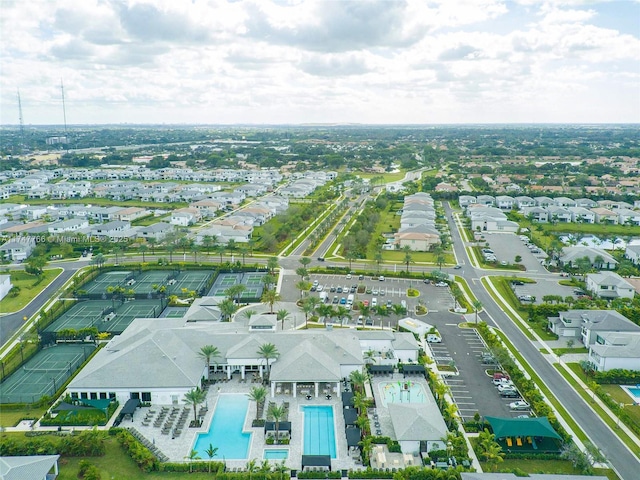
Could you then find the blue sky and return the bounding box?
[1,0,638,125]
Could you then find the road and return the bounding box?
[443,202,639,480]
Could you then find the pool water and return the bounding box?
[264,449,289,460]
[622,385,640,402]
[193,394,251,459]
[302,405,336,458]
[380,381,427,406]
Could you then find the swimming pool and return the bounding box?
[302,405,336,458]
[380,381,427,406]
[622,385,640,403]
[264,449,289,460]
[193,394,251,459]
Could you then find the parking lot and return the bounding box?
[481,232,548,272]
[281,272,456,324]
[512,278,577,305]
[426,320,532,421]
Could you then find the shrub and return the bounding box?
[114,428,158,472]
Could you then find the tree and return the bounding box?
[402,245,413,272]
[185,449,201,473]
[139,244,148,263]
[295,280,311,297]
[218,298,238,321]
[227,239,237,257]
[26,256,46,276]
[202,235,215,254]
[472,300,483,325]
[261,288,281,314]
[113,245,123,265]
[433,246,446,270]
[374,250,384,272]
[257,343,279,381]
[166,244,175,263]
[205,443,218,473]
[477,428,505,471]
[391,303,407,316]
[214,243,226,263]
[267,403,286,444]
[363,349,376,365]
[276,309,290,330]
[91,253,105,270]
[345,250,357,270]
[349,370,369,393]
[242,309,257,323]
[267,256,279,275]
[301,296,320,328]
[239,246,249,266]
[299,256,311,268]
[248,386,267,421]
[184,387,207,427]
[224,284,246,303]
[295,267,308,280]
[246,459,259,480]
[147,237,157,255]
[198,345,220,380]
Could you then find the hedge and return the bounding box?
[114,428,158,473]
[0,429,106,457]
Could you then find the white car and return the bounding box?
[346,273,352,279]
[497,383,515,392]
[435,281,448,287]
[509,401,530,410]
[316,285,324,292]
[371,297,378,307]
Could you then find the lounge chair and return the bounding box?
[516,437,523,446]
[506,437,513,447]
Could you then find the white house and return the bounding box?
[624,244,640,266]
[586,272,636,300]
[0,237,36,262]
[495,196,514,210]
[559,247,618,270]
[588,333,640,372]
[0,274,12,301]
[47,219,89,234]
[0,455,60,480]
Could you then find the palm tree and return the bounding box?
[185,449,201,473]
[214,243,226,263]
[227,239,237,257]
[205,443,218,473]
[472,300,483,324]
[218,298,238,321]
[363,349,377,365]
[477,428,505,471]
[184,387,207,427]
[248,386,267,421]
[335,305,350,325]
[345,250,357,270]
[242,309,257,323]
[276,309,290,330]
[374,250,383,272]
[267,256,279,275]
[402,245,413,272]
[267,403,286,444]
[246,459,259,480]
[349,370,369,393]
[359,436,374,465]
[301,296,320,328]
[202,235,214,254]
[167,243,175,263]
[273,460,288,480]
[198,345,220,380]
[391,303,407,316]
[257,343,280,381]
[224,284,246,303]
[239,246,249,266]
[295,267,308,280]
[433,245,446,270]
[299,256,311,268]
[147,237,157,255]
[261,288,281,314]
[139,244,148,263]
[353,391,370,414]
[295,280,311,297]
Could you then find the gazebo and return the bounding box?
[342,407,358,426]
[302,455,332,472]
[400,364,426,377]
[485,416,563,453]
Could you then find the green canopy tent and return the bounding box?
[485,416,561,440]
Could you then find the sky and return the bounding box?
[1,0,639,125]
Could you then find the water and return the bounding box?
[559,235,635,250]
[264,449,289,460]
[193,394,251,459]
[622,385,640,402]
[380,381,427,407]
[302,406,336,458]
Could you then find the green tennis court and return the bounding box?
[207,272,266,299]
[104,299,162,332]
[166,270,212,294]
[44,301,112,332]
[84,271,132,294]
[0,344,96,404]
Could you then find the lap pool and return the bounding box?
[302,405,336,458]
[193,394,251,459]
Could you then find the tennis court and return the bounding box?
[45,299,162,334]
[159,307,188,318]
[129,270,172,294]
[167,270,212,295]
[44,301,112,333]
[207,272,266,300]
[0,344,96,404]
[104,299,162,332]
[84,271,132,294]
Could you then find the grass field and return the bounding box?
[356,170,407,183]
[0,406,47,427]
[0,268,62,314]
[481,459,617,479]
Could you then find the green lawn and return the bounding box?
[132,213,171,226]
[557,364,640,457]
[0,268,63,314]
[0,406,47,428]
[481,458,584,475]
[356,171,407,183]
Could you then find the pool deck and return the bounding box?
[128,377,363,470]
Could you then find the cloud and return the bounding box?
[297,53,373,77]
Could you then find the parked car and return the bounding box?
[340,297,347,305]
[453,264,462,269]
[497,382,515,392]
[435,281,448,287]
[371,297,378,307]
[337,286,343,293]
[509,401,530,410]
[518,295,533,302]
[366,287,372,294]
[379,276,385,281]
[372,288,379,295]
[332,296,339,304]
[329,285,336,292]
[346,273,352,279]
[423,279,431,284]
[316,285,324,292]
[310,285,317,292]
[427,334,442,343]
[500,390,520,398]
